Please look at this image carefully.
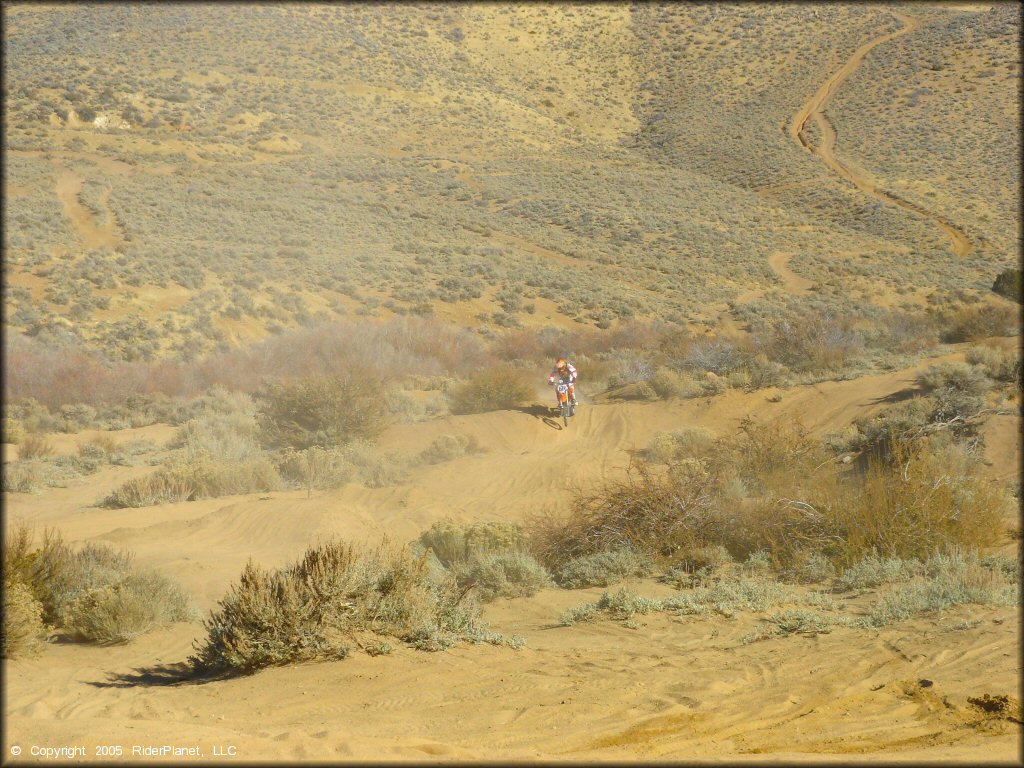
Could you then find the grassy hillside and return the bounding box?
[2,3,1019,365]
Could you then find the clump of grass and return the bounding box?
[418,520,529,568]
[836,553,922,591]
[18,433,54,459]
[415,434,480,465]
[447,366,533,414]
[742,608,846,644]
[647,367,703,400]
[560,588,659,625]
[829,440,1007,566]
[190,540,519,674]
[863,551,1019,627]
[781,549,837,585]
[643,427,715,464]
[100,453,281,507]
[338,440,409,488]
[172,399,262,462]
[78,433,119,459]
[559,575,822,626]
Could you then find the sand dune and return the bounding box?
[4,351,1019,762]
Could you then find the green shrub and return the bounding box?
[741,608,842,643]
[964,345,1020,384]
[415,520,545,601]
[648,367,701,399]
[415,434,478,465]
[276,446,355,491]
[2,579,49,657]
[44,541,134,626]
[342,440,408,487]
[854,398,934,448]
[190,541,517,674]
[447,366,533,414]
[864,551,1019,627]
[560,577,815,626]
[64,570,193,644]
[458,551,551,600]
[553,548,654,589]
[560,588,659,625]
[3,524,192,645]
[743,354,788,389]
[3,417,26,445]
[836,554,922,590]
[940,303,1019,343]
[78,433,118,459]
[173,407,262,462]
[418,520,529,569]
[256,372,390,449]
[2,460,46,493]
[917,361,992,399]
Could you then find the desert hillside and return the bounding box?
[3,3,1019,357]
[2,2,1021,764]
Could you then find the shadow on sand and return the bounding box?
[512,403,564,430]
[87,662,238,688]
[869,387,920,405]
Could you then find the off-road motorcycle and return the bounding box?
[554,377,576,428]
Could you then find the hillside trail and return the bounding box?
[789,10,973,258]
[714,250,812,334]
[54,165,126,250]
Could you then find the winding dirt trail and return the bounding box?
[789,11,973,257]
[54,167,125,250]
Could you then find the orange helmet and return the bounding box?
[556,357,567,369]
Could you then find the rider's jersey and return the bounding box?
[550,362,577,383]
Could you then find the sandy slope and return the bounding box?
[3,355,1020,762]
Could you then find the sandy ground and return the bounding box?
[3,351,1020,763]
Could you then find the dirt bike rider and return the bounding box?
[548,357,578,408]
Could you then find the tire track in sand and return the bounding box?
[789,11,973,257]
